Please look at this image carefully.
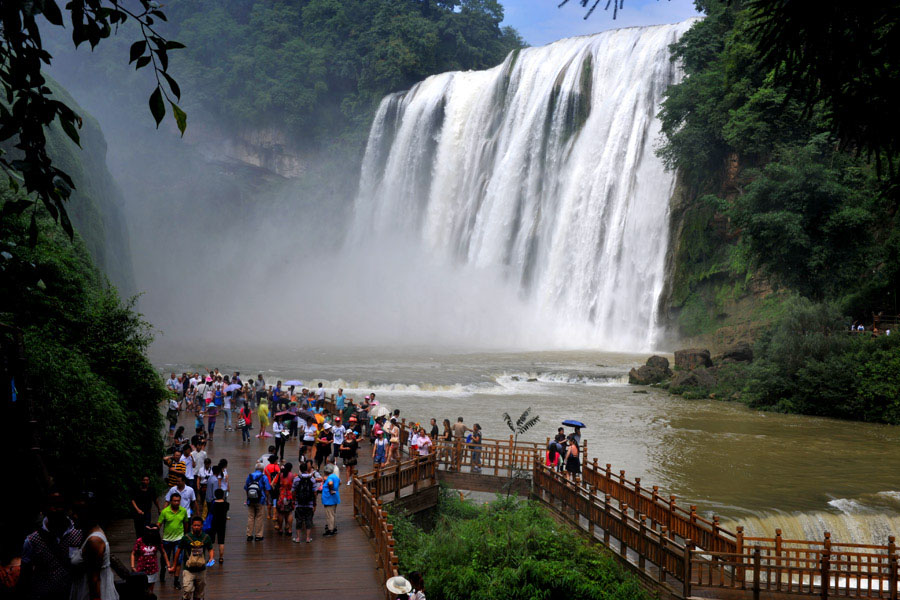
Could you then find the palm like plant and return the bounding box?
[501,407,541,497]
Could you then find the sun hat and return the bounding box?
[323,422,332,430]
[386,576,412,594]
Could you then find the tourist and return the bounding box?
[565,435,581,480]
[315,382,327,406]
[257,395,271,438]
[205,465,221,518]
[166,396,179,438]
[171,516,213,600]
[222,384,234,431]
[259,446,276,466]
[164,449,187,488]
[182,442,197,490]
[292,462,316,544]
[157,492,188,589]
[166,475,200,518]
[191,440,208,490]
[470,423,483,473]
[416,427,432,457]
[451,417,469,469]
[21,491,83,600]
[386,576,412,597]
[408,571,426,600]
[244,463,271,541]
[197,458,213,513]
[335,388,346,411]
[255,374,266,407]
[316,423,333,471]
[321,464,341,536]
[302,416,317,455]
[572,426,582,448]
[439,418,452,462]
[69,500,117,600]
[553,428,567,472]
[217,458,230,500]
[340,430,359,484]
[166,373,180,398]
[130,475,160,538]
[275,463,296,536]
[264,455,281,522]
[273,417,288,461]
[131,525,168,594]
[429,418,439,439]
[206,402,218,438]
[332,417,346,458]
[209,488,229,564]
[388,418,401,465]
[372,429,388,468]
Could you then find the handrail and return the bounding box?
[352,476,400,600]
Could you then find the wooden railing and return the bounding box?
[352,476,399,600]
[358,453,437,500]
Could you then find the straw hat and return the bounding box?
[385,576,412,594]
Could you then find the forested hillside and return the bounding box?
[658,0,900,423]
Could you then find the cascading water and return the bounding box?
[353,20,698,351]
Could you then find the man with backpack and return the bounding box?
[291,462,317,543]
[244,463,271,541]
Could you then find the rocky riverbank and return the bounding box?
[628,343,754,398]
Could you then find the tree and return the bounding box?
[0,0,184,241]
[501,407,540,497]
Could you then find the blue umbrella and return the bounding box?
[284,380,304,387]
[562,419,586,428]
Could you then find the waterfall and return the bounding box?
[353,20,697,351]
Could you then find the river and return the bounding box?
[154,345,900,545]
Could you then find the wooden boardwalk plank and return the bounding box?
[108,410,384,599]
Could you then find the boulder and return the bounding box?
[670,366,717,391]
[674,348,712,371]
[646,355,670,371]
[628,365,669,385]
[715,342,753,364]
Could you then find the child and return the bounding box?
[131,525,169,593]
[207,404,218,437]
[372,430,388,468]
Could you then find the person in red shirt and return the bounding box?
[264,455,280,522]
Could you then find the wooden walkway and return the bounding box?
[107,410,384,599]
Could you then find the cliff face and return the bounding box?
[188,124,308,179]
[39,79,136,292]
[659,171,778,353]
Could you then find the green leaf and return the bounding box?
[162,71,181,100]
[41,0,63,26]
[129,40,147,64]
[169,101,187,136]
[60,116,81,147]
[149,87,165,127]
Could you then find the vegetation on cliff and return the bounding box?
[390,490,649,600]
[657,0,900,423]
[1,190,167,514]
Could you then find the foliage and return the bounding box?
[0,187,166,513]
[0,0,183,239]
[159,0,524,148]
[742,297,900,424]
[391,493,649,600]
[501,407,540,497]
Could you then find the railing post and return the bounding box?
[753,546,761,600]
[660,528,668,583]
[775,528,783,590]
[620,503,628,557]
[395,460,401,501]
[455,437,462,472]
[889,555,898,600]
[639,515,647,571]
[413,454,420,493]
[588,485,596,537]
[634,477,642,513]
[821,532,831,600]
[604,494,611,545]
[737,526,745,582]
[668,495,676,538]
[683,540,693,599]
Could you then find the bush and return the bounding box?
[1,192,167,514]
[390,491,649,600]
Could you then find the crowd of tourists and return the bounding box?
[4,369,585,600]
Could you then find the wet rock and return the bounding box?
[714,342,753,364]
[527,378,538,382]
[674,348,712,371]
[632,389,648,394]
[646,355,670,371]
[628,365,669,385]
[670,366,717,390]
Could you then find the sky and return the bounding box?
[501,0,703,46]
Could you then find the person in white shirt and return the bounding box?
[314,383,326,404]
[417,428,432,456]
[331,418,346,458]
[166,476,199,516]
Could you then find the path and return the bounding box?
[108,410,383,599]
